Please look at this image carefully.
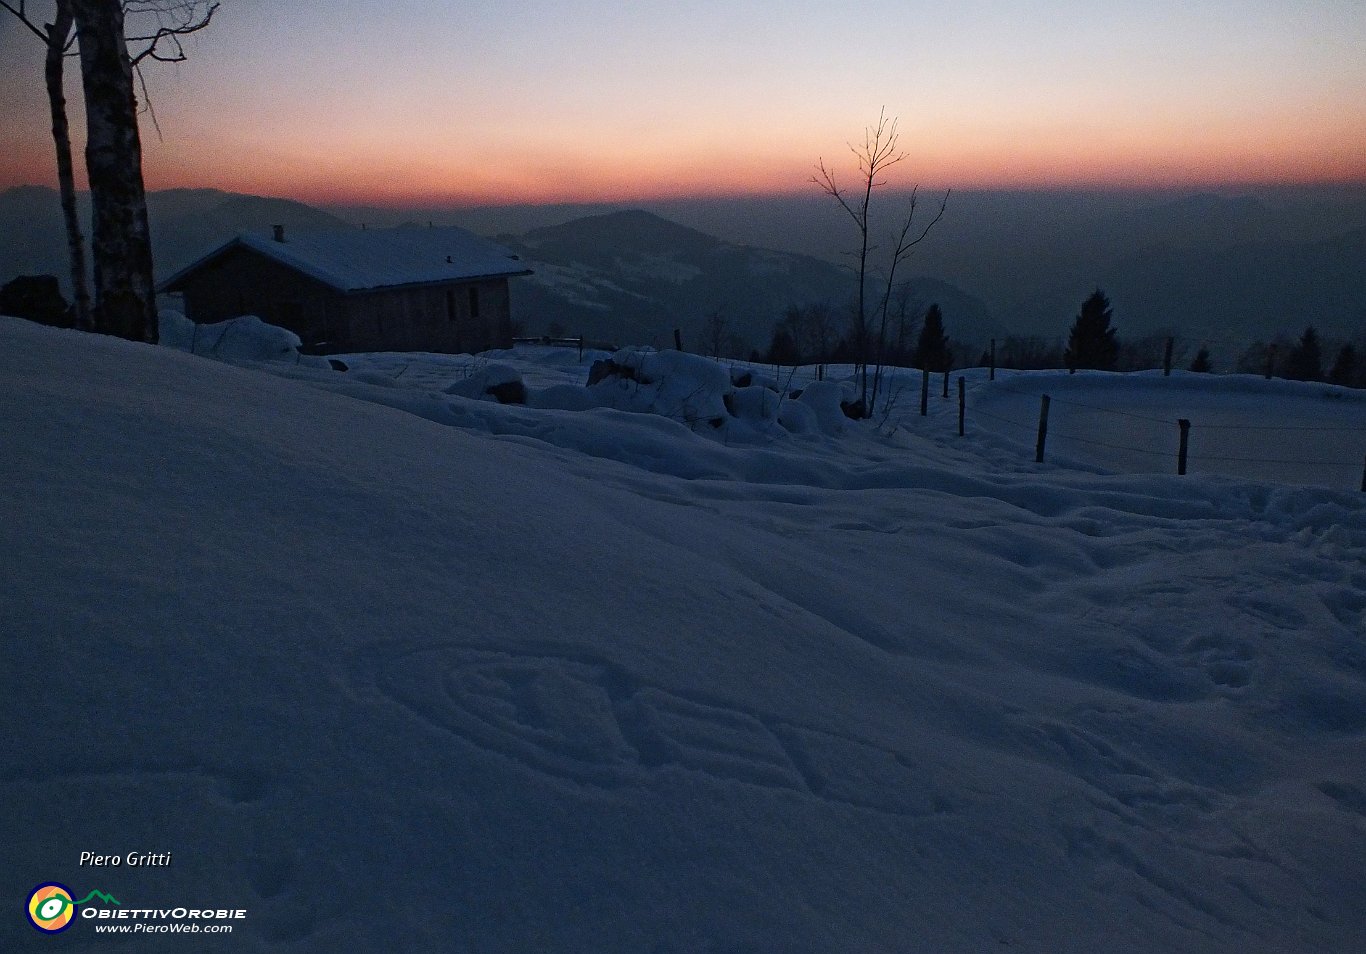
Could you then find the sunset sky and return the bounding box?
[2,0,1364,206]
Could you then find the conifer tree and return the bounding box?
[911,303,952,371]
[1328,342,1357,387]
[1282,326,1323,381]
[1189,347,1213,373]
[1063,289,1118,372]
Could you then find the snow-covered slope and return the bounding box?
[2,317,1364,952]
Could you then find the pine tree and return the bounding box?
[1328,343,1357,387]
[766,325,799,365]
[1063,289,1118,372]
[912,303,952,372]
[1189,347,1213,373]
[1282,326,1323,381]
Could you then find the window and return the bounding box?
[468,286,480,320]
[446,289,457,323]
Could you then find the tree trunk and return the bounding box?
[44,2,93,331]
[69,0,157,343]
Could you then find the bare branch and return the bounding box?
[811,159,864,230]
[0,0,51,42]
[127,0,216,65]
[133,60,163,139]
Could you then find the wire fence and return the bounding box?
[946,369,1366,490]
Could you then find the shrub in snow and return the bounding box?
[444,363,528,404]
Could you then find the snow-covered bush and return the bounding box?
[578,348,849,438]
[159,311,331,367]
[587,348,733,428]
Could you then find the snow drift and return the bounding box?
[2,317,1364,953]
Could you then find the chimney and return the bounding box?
[272,224,285,243]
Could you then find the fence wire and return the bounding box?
[959,375,1364,486]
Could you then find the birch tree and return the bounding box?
[1,0,216,338]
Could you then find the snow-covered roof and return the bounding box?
[158,225,532,294]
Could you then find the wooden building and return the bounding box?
[158,225,532,354]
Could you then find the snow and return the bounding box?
[961,368,1366,489]
[159,310,331,366]
[3,316,1365,952]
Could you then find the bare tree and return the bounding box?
[3,0,92,326]
[702,309,728,359]
[813,109,946,416]
[868,186,948,412]
[1,0,215,338]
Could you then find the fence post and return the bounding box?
[578,336,584,361]
[1177,419,1191,475]
[942,368,949,399]
[1163,337,1174,376]
[1361,453,1365,493]
[1035,395,1050,463]
[1264,344,1276,379]
[920,368,930,417]
[674,328,683,352]
[989,338,996,381]
[957,376,965,437]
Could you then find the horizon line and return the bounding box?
[6,178,1366,212]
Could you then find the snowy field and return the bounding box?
[3,315,1365,952]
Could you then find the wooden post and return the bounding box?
[920,368,930,416]
[578,336,584,361]
[1163,337,1174,376]
[673,328,683,352]
[989,338,996,381]
[957,376,965,437]
[1035,395,1050,463]
[942,368,949,399]
[1177,419,1191,475]
[1360,453,1365,492]
[1265,344,1276,379]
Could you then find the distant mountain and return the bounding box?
[498,209,995,354]
[8,186,1361,353]
[1098,226,1366,343]
[0,186,351,291]
[148,189,352,273]
[412,188,1366,344]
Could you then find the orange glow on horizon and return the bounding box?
[120,139,1366,209]
[5,110,1364,207]
[7,147,1364,208]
